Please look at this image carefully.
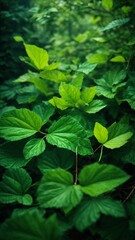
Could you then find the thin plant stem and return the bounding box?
[74,146,78,185]
[98,145,103,162]
[94,144,102,153]
[39,130,46,136]
[122,185,135,204]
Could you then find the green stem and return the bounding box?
[98,145,103,162]
[74,146,78,185]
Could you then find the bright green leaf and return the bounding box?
[24,44,49,70]
[0,108,43,141]
[59,83,81,105]
[46,116,93,155]
[37,168,83,210]
[103,132,133,149]
[0,168,32,205]
[81,87,96,104]
[88,53,108,64]
[102,0,113,11]
[49,97,71,110]
[110,55,126,63]
[94,122,108,144]
[40,70,66,82]
[79,163,130,196]
[23,138,46,160]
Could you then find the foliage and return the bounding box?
[0,0,135,240]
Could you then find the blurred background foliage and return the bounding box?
[1,0,135,83]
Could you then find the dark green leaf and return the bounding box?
[37,148,74,171]
[0,209,62,240]
[37,168,83,211]
[0,168,32,205]
[0,141,31,168]
[73,196,125,231]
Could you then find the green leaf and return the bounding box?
[49,97,71,110]
[37,148,74,171]
[24,44,49,70]
[102,0,113,11]
[23,138,46,160]
[102,18,130,31]
[37,168,83,210]
[94,122,108,144]
[81,87,96,104]
[0,141,31,168]
[0,209,62,240]
[77,62,97,74]
[85,100,107,113]
[0,168,32,205]
[0,108,43,141]
[103,132,133,149]
[110,55,126,63]
[79,163,130,196]
[95,217,133,240]
[33,101,55,124]
[59,83,80,105]
[46,116,93,155]
[73,196,125,231]
[88,53,108,64]
[71,73,84,89]
[40,70,66,82]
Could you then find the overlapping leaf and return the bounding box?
[79,163,130,196]
[37,168,83,210]
[0,209,62,240]
[0,108,43,141]
[46,116,93,155]
[72,196,125,231]
[0,168,32,205]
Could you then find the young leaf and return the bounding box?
[46,116,93,155]
[0,108,43,141]
[110,55,126,63]
[59,83,81,105]
[0,141,31,168]
[49,97,71,110]
[81,87,96,104]
[23,138,46,160]
[102,0,113,11]
[79,163,130,196]
[0,168,32,205]
[73,196,125,231]
[37,168,83,210]
[40,70,66,82]
[94,122,108,144]
[103,132,133,149]
[24,43,49,70]
[0,209,62,240]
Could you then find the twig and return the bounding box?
[122,185,135,204]
[74,146,78,185]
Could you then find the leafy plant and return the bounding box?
[0,1,135,239]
